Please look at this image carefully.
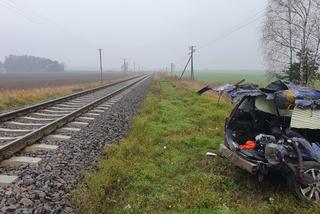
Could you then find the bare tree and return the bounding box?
[262,0,320,85]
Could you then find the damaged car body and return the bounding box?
[199,80,320,202]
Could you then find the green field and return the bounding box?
[195,72,269,85]
[175,70,270,85]
[73,79,320,213]
[181,71,320,88]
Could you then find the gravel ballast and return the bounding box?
[0,77,152,213]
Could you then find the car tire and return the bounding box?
[287,161,320,202]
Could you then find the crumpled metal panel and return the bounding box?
[208,80,320,109]
[291,107,320,129]
[213,84,263,104]
[283,82,320,110]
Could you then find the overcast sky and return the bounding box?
[0,0,267,71]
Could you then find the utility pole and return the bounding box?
[179,56,191,80]
[98,48,103,83]
[170,63,174,75]
[133,62,136,72]
[123,58,127,72]
[179,45,196,80]
[189,46,196,80]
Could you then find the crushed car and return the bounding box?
[199,80,320,202]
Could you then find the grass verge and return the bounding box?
[73,78,320,213]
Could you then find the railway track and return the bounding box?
[0,74,150,187]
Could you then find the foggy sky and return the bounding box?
[0,0,267,71]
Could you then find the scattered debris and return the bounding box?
[124,204,132,210]
[206,152,217,157]
[269,197,274,204]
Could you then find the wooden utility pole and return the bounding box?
[190,46,195,80]
[98,48,103,83]
[179,46,196,80]
[179,56,192,80]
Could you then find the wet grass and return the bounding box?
[73,79,320,213]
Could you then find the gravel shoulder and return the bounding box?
[0,77,152,213]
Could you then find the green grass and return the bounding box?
[195,72,269,85]
[73,79,320,213]
[174,70,270,85]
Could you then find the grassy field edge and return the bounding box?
[72,78,320,213]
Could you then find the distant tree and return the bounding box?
[3,55,65,73]
[278,50,319,84]
[262,0,320,85]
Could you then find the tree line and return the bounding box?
[0,55,65,73]
[262,0,320,85]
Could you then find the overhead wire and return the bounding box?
[0,0,40,24]
[0,1,267,70]
[197,9,266,50]
[0,0,96,48]
[174,8,266,71]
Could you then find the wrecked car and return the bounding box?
[199,80,320,202]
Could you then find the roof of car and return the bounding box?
[264,80,320,109]
[216,80,320,109]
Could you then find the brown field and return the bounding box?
[0,71,138,112]
[0,71,133,90]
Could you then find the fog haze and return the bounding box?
[0,0,267,71]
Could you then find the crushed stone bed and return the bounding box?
[0,77,151,213]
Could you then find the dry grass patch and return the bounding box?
[0,77,129,112]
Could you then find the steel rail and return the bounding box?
[0,75,144,123]
[0,75,150,160]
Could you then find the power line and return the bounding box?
[198,9,265,50]
[0,0,96,48]
[173,9,265,72]
[6,0,56,24]
[0,0,40,24]
[1,0,48,24]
